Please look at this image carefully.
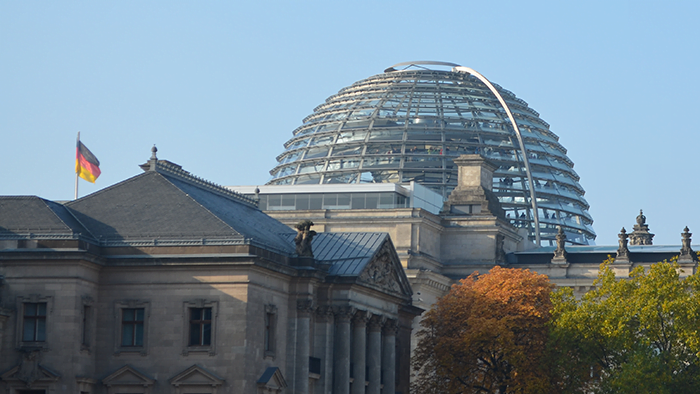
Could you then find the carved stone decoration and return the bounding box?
[679,227,697,263]
[495,234,507,263]
[17,348,42,385]
[382,318,398,336]
[629,209,654,245]
[332,306,357,323]
[315,306,334,322]
[296,298,315,316]
[616,227,630,261]
[368,314,387,332]
[551,226,568,264]
[294,220,317,257]
[359,245,401,294]
[352,310,371,327]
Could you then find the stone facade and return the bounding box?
[0,152,421,394]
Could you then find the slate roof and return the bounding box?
[62,160,296,254]
[0,196,90,238]
[508,244,698,265]
[282,232,389,276]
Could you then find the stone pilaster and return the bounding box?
[295,299,314,394]
[351,310,369,394]
[333,306,355,394]
[381,319,398,394]
[366,314,384,394]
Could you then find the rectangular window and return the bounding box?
[82,305,90,347]
[189,307,212,346]
[121,308,145,347]
[264,312,273,351]
[264,304,277,357]
[22,302,46,342]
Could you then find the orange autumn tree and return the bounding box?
[412,267,554,394]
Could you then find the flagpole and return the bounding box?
[75,131,80,200]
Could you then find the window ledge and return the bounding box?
[183,346,215,356]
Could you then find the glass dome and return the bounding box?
[268,61,595,245]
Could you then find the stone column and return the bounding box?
[351,310,369,394]
[382,319,398,394]
[295,299,314,394]
[333,306,355,394]
[315,306,335,394]
[366,314,384,394]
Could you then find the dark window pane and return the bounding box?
[123,309,134,321]
[36,319,46,341]
[203,308,212,320]
[23,320,35,341]
[25,303,36,316]
[190,323,201,345]
[135,308,144,321]
[122,326,133,346]
[37,303,46,316]
[134,323,144,346]
[202,323,211,345]
[191,308,201,320]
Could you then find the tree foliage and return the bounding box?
[412,267,554,394]
[549,258,700,393]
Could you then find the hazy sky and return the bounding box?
[2,1,698,245]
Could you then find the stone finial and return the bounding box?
[254,187,260,201]
[138,145,160,172]
[679,226,697,263]
[616,227,630,261]
[294,220,317,257]
[551,226,568,264]
[629,209,654,245]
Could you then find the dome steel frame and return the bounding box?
[268,62,595,245]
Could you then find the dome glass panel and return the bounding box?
[268,62,596,245]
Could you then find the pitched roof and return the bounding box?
[0,196,90,238]
[64,160,296,254]
[313,232,388,276]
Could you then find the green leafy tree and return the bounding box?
[549,258,700,393]
[412,267,554,394]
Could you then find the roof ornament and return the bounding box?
[616,227,630,262]
[294,220,317,257]
[679,227,697,263]
[629,209,654,245]
[149,145,158,171]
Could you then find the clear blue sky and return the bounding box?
[2,1,698,245]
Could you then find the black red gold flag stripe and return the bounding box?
[75,141,101,183]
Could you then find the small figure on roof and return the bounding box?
[294,220,317,257]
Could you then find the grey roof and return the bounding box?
[281,232,389,276]
[509,244,697,265]
[0,196,90,237]
[63,161,296,254]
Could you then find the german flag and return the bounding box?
[75,141,101,183]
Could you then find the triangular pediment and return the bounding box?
[358,238,413,299]
[0,364,60,385]
[102,365,155,387]
[257,367,287,390]
[169,364,224,387]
